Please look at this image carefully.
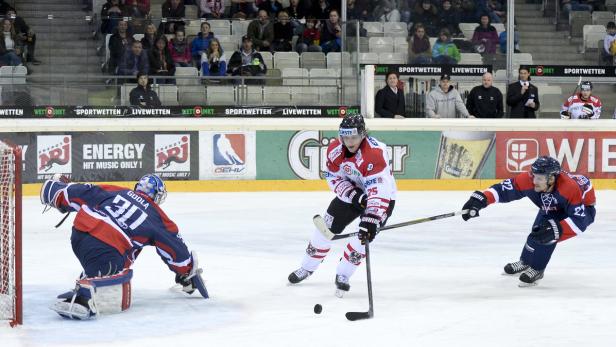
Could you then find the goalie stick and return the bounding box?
[313,210,468,241]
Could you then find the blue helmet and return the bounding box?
[134,174,167,204]
[531,156,561,178]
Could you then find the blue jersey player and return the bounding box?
[40,174,208,320]
[461,156,596,286]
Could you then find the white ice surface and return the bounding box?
[3,191,616,347]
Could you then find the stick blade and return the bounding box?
[345,311,373,321]
[313,214,336,240]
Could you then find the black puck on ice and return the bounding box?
[313,304,322,314]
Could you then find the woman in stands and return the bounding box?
[471,14,499,54]
[168,28,192,67]
[141,23,159,51]
[320,9,341,54]
[0,19,23,67]
[432,28,460,65]
[407,23,432,64]
[201,38,227,80]
[150,36,176,84]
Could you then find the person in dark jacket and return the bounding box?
[160,0,185,34]
[6,10,40,64]
[438,0,461,37]
[506,67,540,118]
[141,23,159,51]
[100,0,125,35]
[227,36,267,84]
[118,41,150,77]
[107,20,134,74]
[320,9,341,54]
[130,72,162,107]
[412,0,439,37]
[471,14,499,54]
[149,36,175,83]
[466,72,503,118]
[272,10,293,51]
[191,22,214,67]
[375,72,406,118]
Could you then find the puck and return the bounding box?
[313,304,322,314]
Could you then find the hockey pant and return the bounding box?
[520,207,596,271]
[71,228,125,278]
[300,197,395,279]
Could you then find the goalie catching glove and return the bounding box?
[174,252,209,299]
[461,191,488,221]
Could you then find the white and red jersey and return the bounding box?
[561,94,602,119]
[325,136,397,222]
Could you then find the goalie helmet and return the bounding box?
[339,114,367,138]
[531,156,561,178]
[135,174,167,204]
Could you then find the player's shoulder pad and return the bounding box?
[555,173,583,205]
[358,137,388,176]
[326,138,344,171]
[590,95,601,104]
[513,171,534,191]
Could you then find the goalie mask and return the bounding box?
[135,174,167,204]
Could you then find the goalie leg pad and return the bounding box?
[51,269,133,320]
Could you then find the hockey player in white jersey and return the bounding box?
[287,114,397,297]
[560,81,602,119]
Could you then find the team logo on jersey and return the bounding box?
[212,133,246,175]
[37,135,72,178]
[540,193,558,212]
[155,134,190,177]
[506,139,538,172]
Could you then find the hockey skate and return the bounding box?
[503,260,529,275]
[518,267,544,287]
[288,267,313,284]
[335,274,350,298]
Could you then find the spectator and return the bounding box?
[201,38,227,77]
[426,74,470,118]
[118,40,150,77]
[160,0,186,34]
[149,36,175,83]
[320,9,341,54]
[377,0,401,22]
[284,0,307,35]
[247,10,274,51]
[191,22,214,67]
[398,0,413,23]
[141,23,159,51]
[348,0,370,21]
[487,0,506,23]
[296,17,321,53]
[412,0,439,37]
[227,36,266,84]
[100,0,125,35]
[471,14,499,54]
[107,20,134,74]
[438,0,462,37]
[0,19,22,66]
[130,72,162,107]
[125,0,150,18]
[259,0,283,16]
[198,0,226,18]
[230,0,257,19]
[561,0,593,16]
[168,28,191,67]
[602,21,616,65]
[312,0,331,20]
[273,10,293,52]
[7,10,40,65]
[375,72,405,118]
[460,0,479,23]
[498,18,520,53]
[408,23,432,64]
[465,72,503,118]
[432,28,460,64]
[0,0,14,16]
[506,67,539,118]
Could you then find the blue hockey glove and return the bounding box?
[531,219,563,245]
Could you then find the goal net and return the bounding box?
[0,141,21,326]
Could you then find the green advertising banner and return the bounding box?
[256,130,445,180]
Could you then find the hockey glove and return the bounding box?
[348,188,367,212]
[531,219,563,245]
[461,191,488,221]
[358,214,380,244]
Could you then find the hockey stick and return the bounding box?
[562,76,582,119]
[55,212,72,228]
[313,210,468,241]
[345,240,373,321]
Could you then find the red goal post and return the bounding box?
[0,141,22,327]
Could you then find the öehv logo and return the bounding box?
[288,131,408,179]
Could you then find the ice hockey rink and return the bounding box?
[4,190,616,347]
